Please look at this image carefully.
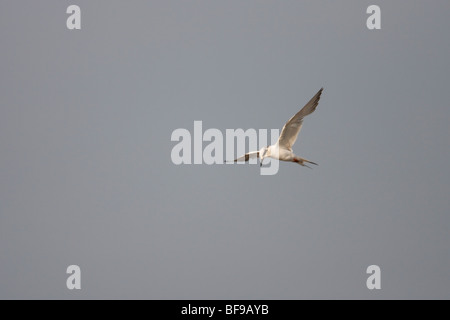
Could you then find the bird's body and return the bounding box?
[231,88,323,168]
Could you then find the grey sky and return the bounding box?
[0,1,449,299]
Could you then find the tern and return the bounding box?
[230,88,323,168]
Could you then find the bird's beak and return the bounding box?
[260,149,266,167]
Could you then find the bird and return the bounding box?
[229,88,323,169]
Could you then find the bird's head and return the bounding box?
[259,146,269,158]
[259,146,269,167]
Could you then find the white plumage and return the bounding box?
[232,88,323,168]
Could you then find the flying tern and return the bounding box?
[230,88,323,168]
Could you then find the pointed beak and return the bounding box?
[260,149,267,167]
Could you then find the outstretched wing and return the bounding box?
[230,151,260,162]
[277,88,323,150]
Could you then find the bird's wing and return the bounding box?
[277,88,323,150]
[231,151,260,162]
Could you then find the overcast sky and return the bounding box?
[1,1,449,299]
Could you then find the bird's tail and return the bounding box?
[295,157,318,168]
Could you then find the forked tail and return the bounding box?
[293,157,318,169]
